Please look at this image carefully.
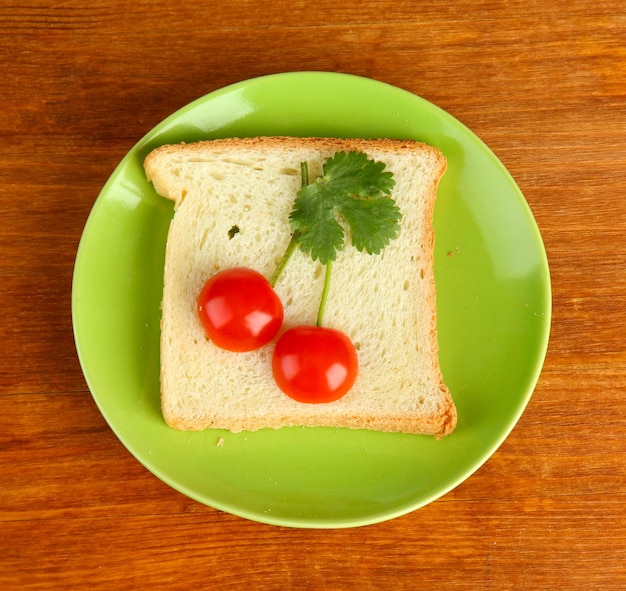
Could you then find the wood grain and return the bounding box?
[1,1,625,589]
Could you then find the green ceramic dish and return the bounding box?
[72,72,551,528]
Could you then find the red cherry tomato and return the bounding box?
[272,326,358,403]
[198,267,284,352]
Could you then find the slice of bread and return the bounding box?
[144,136,456,437]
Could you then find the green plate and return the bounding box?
[72,72,551,528]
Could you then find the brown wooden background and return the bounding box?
[1,1,625,589]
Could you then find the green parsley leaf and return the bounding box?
[336,192,402,255]
[289,151,400,264]
[289,182,345,264]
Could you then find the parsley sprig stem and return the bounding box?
[268,161,309,288]
[268,230,299,288]
[316,260,332,327]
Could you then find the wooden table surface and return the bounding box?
[2,1,625,589]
